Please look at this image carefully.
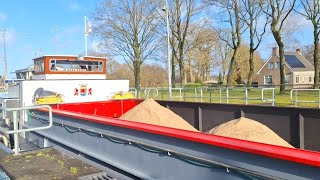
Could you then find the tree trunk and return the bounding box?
[279,44,286,93]
[247,50,254,85]
[171,54,176,88]
[184,68,188,83]
[227,48,239,85]
[188,54,194,82]
[179,45,186,85]
[189,66,194,82]
[271,25,286,93]
[205,66,210,81]
[222,59,227,84]
[179,62,186,85]
[247,17,255,86]
[133,60,141,97]
[314,26,319,88]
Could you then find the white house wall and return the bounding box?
[293,71,315,88]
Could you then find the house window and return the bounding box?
[295,75,300,84]
[309,76,313,83]
[268,62,274,69]
[276,62,280,69]
[264,75,272,85]
[285,75,290,84]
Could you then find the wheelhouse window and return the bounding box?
[34,60,44,73]
[268,62,274,69]
[264,75,272,85]
[50,59,104,72]
[295,75,300,83]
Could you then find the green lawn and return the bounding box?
[133,87,320,108]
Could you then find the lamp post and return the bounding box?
[0,29,7,88]
[162,0,172,100]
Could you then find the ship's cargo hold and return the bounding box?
[120,99,198,132]
[25,100,320,179]
[208,117,293,148]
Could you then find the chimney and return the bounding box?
[296,48,301,54]
[272,47,279,56]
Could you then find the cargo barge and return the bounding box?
[0,55,319,179]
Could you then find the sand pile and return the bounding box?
[208,117,293,148]
[119,99,198,132]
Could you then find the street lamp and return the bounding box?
[0,29,7,89]
[162,0,172,100]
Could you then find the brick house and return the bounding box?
[257,47,314,87]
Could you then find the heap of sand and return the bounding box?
[119,99,198,132]
[208,117,293,148]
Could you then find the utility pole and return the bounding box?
[162,0,172,100]
[0,29,7,88]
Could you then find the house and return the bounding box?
[257,47,314,88]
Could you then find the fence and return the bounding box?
[0,105,52,155]
[290,89,320,108]
[130,85,320,108]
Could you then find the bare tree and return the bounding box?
[260,0,297,93]
[302,44,316,64]
[168,0,203,85]
[240,0,268,85]
[141,64,168,86]
[92,0,161,92]
[187,27,220,82]
[217,30,232,84]
[212,0,246,85]
[234,44,264,83]
[296,0,320,88]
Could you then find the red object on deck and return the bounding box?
[51,99,142,118]
[47,100,320,167]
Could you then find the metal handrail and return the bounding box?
[0,105,52,155]
[0,98,20,122]
[129,88,137,98]
[144,88,158,99]
[225,87,275,106]
[290,89,320,108]
[194,87,220,103]
[171,88,183,101]
[261,88,275,106]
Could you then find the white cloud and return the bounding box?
[0,12,6,22]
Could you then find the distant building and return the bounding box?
[15,64,34,80]
[257,47,314,88]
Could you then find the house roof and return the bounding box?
[257,51,314,74]
[257,54,294,74]
[285,52,314,71]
